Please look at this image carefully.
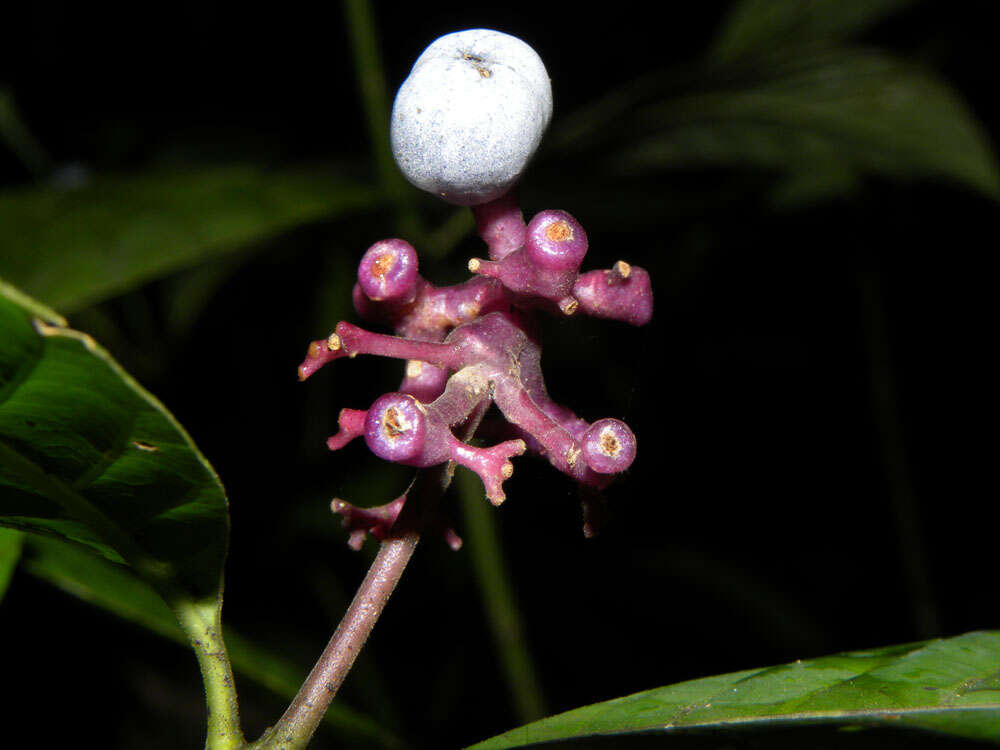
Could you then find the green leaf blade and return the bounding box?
[0,280,244,744]
[0,166,381,311]
[606,49,1000,204]
[469,632,1000,748]
[0,279,228,602]
[711,0,918,62]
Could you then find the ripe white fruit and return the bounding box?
[390,29,552,206]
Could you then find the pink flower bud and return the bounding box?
[525,210,588,272]
[581,418,636,474]
[357,239,419,303]
[364,393,428,463]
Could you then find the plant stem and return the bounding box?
[342,0,420,238]
[173,598,245,750]
[0,87,54,177]
[257,404,487,749]
[259,531,419,749]
[0,441,246,749]
[256,471,440,749]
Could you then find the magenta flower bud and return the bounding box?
[525,210,588,272]
[357,239,419,303]
[364,393,428,463]
[303,188,654,534]
[581,418,636,474]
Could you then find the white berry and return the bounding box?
[390,29,553,206]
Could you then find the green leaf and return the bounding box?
[23,535,404,749]
[711,0,918,62]
[0,277,228,601]
[468,631,1000,748]
[0,166,381,312]
[560,48,1000,204]
[0,526,22,602]
[0,278,243,745]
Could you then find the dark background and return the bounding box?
[2,1,998,747]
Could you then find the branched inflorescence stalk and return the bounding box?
[274,28,654,749]
[299,190,652,544]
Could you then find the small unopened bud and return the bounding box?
[357,239,419,303]
[525,210,588,271]
[364,393,427,463]
[581,418,636,474]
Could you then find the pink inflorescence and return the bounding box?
[299,192,653,547]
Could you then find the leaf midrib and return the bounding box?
[638,702,1000,732]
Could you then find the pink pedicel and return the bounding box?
[357,239,419,303]
[399,359,450,403]
[297,338,341,381]
[300,192,653,544]
[467,209,589,314]
[331,496,463,551]
[471,190,527,261]
[326,408,368,451]
[352,275,509,340]
[449,436,527,506]
[572,262,653,326]
[332,495,406,550]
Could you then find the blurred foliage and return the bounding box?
[711,0,920,60]
[0,86,52,175]
[1,0,998,747]
[552,48,1000,207]
[0,167,381,311]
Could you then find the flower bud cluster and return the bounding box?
[299,192,653,547]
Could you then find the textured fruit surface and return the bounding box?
[390,29,552,205]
